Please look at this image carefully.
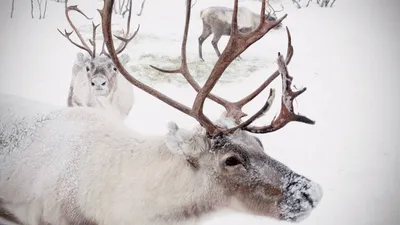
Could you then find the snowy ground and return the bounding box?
[1,0,399,224]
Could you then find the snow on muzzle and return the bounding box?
[278,172,323,222]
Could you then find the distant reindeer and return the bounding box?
[198,6,283,61]
[58,0,139,119]
[0,0,322,225]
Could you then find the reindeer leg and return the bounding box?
[198,22,212,62]
[211,33,222,59]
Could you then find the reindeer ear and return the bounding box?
[164,122,188,156]
[164,122,209,157]
[119,53,130,65]
[75,52,90,67]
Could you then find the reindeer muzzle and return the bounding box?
[278,173,323,222]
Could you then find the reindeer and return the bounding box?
[59,0,139,119]
[0,0,322,224]
[198,5,283,61]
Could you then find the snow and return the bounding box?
[1,0,399,224]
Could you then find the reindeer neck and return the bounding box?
[82,134,226,224]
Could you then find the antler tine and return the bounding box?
[234,27,293,109]
[99,41,110,57]
[266,0,284,15]
[244,52,315,134]
[136,0,146,16]
[100,0,139,57]
[261,0,268,22]
[114,0,139,55]
[57,29,91,53]
[89,22,100,58]
[114,24,140,54]
[100,0,218,134]
[275,4,285,13]
[58,0,95,57]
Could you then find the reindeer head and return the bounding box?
[99,0,322,222]
[59,0,139,97]
[74,53,130,97]
[164,117,321,222]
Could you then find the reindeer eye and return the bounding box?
[86,66,90,72]
[224,156,241,167]
[113,67,117,72]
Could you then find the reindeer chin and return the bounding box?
[93,89,109,96]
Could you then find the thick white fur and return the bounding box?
[68,53,134,120]
[0,94,228,225]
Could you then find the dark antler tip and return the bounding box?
[305,119,316,125]
[296,115,316,125]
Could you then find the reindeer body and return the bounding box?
[67,53,134,120]
[198,6,282,61]
[0,94,213,225]
[0,93,322,225]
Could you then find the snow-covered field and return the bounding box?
[0,0,399,224]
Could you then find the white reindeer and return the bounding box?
[59,0,139,119]
[198,5,283,61]
[68,52,134,119]
[0,0,322,225]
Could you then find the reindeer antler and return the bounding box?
[100,0,315,137]
[57,0,96,58]
[150,0,285,124]
[59,0,138,59]
[136,0,147,16]
[100,0,140,58]
[266,1,284,17]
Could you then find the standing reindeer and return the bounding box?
[198,6,283,61]
[59,0,139,119]
[0,0,322,224]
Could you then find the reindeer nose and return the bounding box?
[307,181,323,208]
[91,77,107,89]
[279,173,323,222]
